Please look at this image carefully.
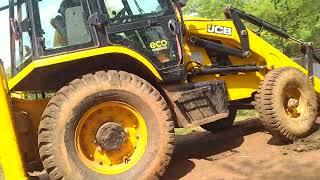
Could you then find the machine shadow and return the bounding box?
[162,118,264,180]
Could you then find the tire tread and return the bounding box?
[39,71,174,179]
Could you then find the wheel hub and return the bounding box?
[75,101,148,174]
[287,98,299,109]
[96,122,126,151]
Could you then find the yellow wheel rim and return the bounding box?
[283,85,306,119]
[75,101,148,175]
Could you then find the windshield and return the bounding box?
[104,0,173,25]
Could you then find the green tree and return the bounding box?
[184,0,246,18]
[184,0,320,57]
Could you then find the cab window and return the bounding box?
[104,0,172,25]
[104,0,180,67]
[38,0,92,49]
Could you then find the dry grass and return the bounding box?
[175,110,259,135]
[0,157,3,180]
[0,168,3,180]
[175,127,200,135]
[235,110,259,121]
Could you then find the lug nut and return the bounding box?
[243,51,251,57]
[241,30,248,36]
[288,98,299,108]
[97,146,102,152]
[123,156,130,164]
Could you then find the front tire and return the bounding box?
[38,71,175,180]
[255,67,318,141]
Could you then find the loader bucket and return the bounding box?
[0,60,27,180]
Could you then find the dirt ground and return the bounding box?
[27,118,320,180]
[163,118,320,180]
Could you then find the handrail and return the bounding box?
[0,0,26,12]
[224,6,290,39]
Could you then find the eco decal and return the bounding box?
[149,40,168,51]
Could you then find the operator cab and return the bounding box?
[104,0,180,65]
[9,0,94,73]
[8,0,185,80]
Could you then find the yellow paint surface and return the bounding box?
[9,45,163,90]
[183,17,320,100]
[0,62,27,180]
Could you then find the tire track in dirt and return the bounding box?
[163,119,320,180]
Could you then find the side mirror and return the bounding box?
[178,0,188,7]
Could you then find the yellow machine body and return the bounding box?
[8,45,162,91]
[0,62,27,180]
[2,7,320,179]
[183,16,320,100]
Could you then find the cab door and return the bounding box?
[98,0,183,76]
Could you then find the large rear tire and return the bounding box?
[255,67,318,141]
[38,71,174,180]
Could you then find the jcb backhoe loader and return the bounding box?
[1,0,320,179]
